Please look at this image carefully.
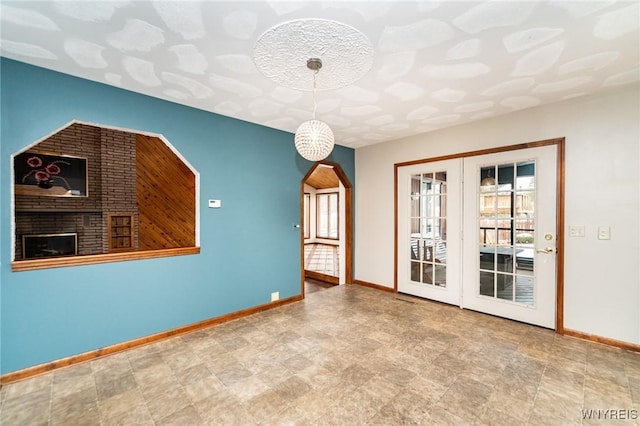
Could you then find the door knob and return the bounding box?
[536,247,556,254]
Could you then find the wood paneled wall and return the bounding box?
[136,135,196,250]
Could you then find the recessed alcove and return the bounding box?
[12,121,199,271]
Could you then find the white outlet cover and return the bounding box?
[569,225,585,237]
[208,199,221,208]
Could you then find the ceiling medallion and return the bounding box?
[253,19,374,161]
[253,18,374,91]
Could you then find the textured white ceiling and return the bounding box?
[1,1,638,149]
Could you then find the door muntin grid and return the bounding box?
[478,162,535,306]
[409,172,447,288]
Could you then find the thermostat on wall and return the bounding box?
[208,199,221,208]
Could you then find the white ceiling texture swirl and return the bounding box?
[1,1,638,149]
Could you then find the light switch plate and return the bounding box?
[208,199,221,208]
[598,226,611,240]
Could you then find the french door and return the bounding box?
[398,145,558,328]
[462,146,557,328]
[397,159,462,305]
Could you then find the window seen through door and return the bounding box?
[303,193,310,239]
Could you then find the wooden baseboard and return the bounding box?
[353,279,395,293]
[0,294,303,385]
[563,328,640,353]
[304,270,339,284]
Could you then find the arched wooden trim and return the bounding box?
[301,160,353,297]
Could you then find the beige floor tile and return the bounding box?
[273,375,312,402]
[245,389,290,422]
[531,387,583,422]
[2,374,52,400]
[146,386,191,423]
[90,352,131,376]
[51,402,100,426]
[407,376,446,406]
[95,371,137,401]
[101,404,154,426]
[207,400,253,424]
[1,285,638,425]
[182,374,225,404]
[485,390,534,423]
[156,404,204,426]
[436,376,492,423]
[193,391,239,421]
[227,375,271,401]
[98,388,145,423]
[379,365,418,387]
[476,406,524,426]
[128,351,164,372]
[0,398,50,426]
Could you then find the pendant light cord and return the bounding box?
[312,69,318,120]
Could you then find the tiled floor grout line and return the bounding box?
[527,354,548,426]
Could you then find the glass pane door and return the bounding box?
[462,145,557,328]
[478,162,535,306]
[398,159,461,305]
[410,172,448,287]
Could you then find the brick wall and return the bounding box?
[14,123,102,211]
[14,123,138,259]
[99,128,138,252]
[15,213,103,258]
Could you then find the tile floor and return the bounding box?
[1,284,639,425]
[304,244,339,277]
[304,279,336,295]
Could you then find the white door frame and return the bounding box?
[394,138,565,332]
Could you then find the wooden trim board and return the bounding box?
[305,270,339,284]
[353,279,395,293]
[564,329,640,353]
[11,246,200,272]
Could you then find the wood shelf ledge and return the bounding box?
[15,209,103,213]
[11,246,200,272]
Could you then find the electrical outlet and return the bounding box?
[271,292,279,302]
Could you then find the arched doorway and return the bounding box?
[301,161,353,296]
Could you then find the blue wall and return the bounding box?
[0,58,355,374]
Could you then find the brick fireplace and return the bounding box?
[22,233,78,259]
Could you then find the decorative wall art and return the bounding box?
[14,151,88,197]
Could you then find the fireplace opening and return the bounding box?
[22,233,78,259]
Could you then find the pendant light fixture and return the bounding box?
[253,18,374,161]
[481,167,496,186]
[294,58,334,161]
